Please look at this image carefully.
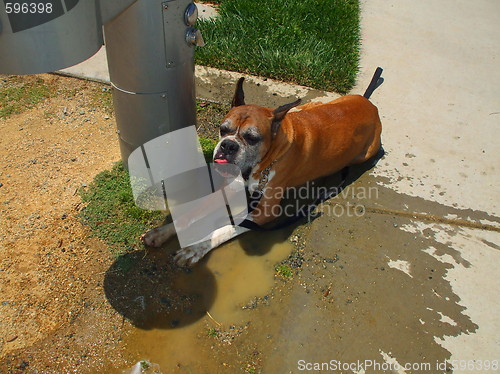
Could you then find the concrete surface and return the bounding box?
[351,0,500,368]
[353,0,499,216]
[56,0,500,371]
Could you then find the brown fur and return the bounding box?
[224,95,382,225]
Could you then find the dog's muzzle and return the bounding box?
[214,139,240,164]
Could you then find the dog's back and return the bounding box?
[275,94,382,187]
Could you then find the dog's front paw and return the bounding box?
[174,244,211,267]
[140,228,163,247]
[140,223,175,247]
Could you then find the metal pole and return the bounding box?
[103,0,201,167]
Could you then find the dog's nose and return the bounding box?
[220,139,240,155]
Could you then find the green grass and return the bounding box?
[91,86,114,115]
[199,137,217,160]
[0,77,55,118]
[140,361,152,370]
[207,328,219,337]
[79,162,165,255]
[195,0,361,93]
[275,264,293,279]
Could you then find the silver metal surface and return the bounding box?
[0,0,138,74]
[99,0,138,24]
[0,1,102,74]
[104,0,196,93]
[185,27,205,47]
[104,0,199,165]
[184,3,198,26]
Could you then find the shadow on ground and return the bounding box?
[103,243,217,330]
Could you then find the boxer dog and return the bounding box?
[142,75,382,267]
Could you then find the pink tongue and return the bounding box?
[214,158,228,164]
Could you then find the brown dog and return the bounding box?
[142,77,382,266]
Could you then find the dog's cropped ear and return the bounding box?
[231,77,246,107]
[271,99,301,137]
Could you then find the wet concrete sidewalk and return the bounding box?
[260,1,500,371]
[59,0,499,372]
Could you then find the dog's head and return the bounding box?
[213,78,301,179]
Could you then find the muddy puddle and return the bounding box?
[102,229,294,373]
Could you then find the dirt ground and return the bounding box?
[0,74,132,372]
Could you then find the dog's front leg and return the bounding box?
[140,212,207,248]
[174,225,250,267]
[141,190,230,248]
[141,222,176,247]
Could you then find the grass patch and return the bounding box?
[275,264,293,279]
[78,162,165,255]
[199,137,217,161]
[0,76,55,118]
[91,86,114,115]
[207,328,219,337]
[196,0,360,93]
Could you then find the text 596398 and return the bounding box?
[5,2,53,14]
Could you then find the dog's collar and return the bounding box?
[255,160,277,193]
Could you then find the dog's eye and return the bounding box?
[243,133,260,145]
[220,125,232,136]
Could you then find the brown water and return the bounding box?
[117,230,293,373]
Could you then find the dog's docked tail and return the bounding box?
[363,67,384,99]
